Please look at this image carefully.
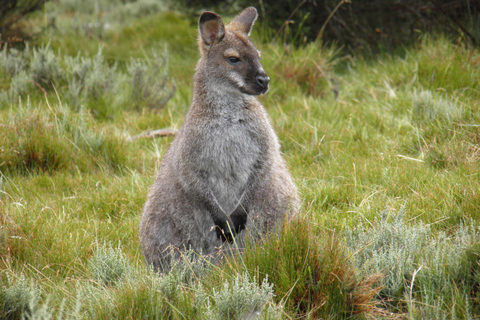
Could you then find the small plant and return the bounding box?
[0,45,30,78]
[0,43,174,116]
[208,273,278,320]
[0,276,40,320]
[127,49,176,111]
[30,43,62,89]
[64,48,120,112]
[412,89,462,123]
[89,243,131,287]
[346,206,429,304]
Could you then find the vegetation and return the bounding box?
[1,0,480,319]
[0,0,48,46]
[179,0,480,51]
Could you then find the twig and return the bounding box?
[128,128,178,142]
[32,80,47,96]
[430,0,477,45]
[274,0,307,39]
[316,0,350,41]
[396,155,424,163]
[408,265,423,313]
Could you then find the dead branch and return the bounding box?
[128,128,178,142]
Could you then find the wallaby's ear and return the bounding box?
[229,7,258,36]
[199,12,225,47]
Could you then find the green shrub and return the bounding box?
[0,43,174,117]
[207,273,281,320]
[346,208,480,316]
[127,48,176,111]
[30,43,62,89]
[0,277,39,320]
[346,206,429,307]
[89,243,132,286]
[0,45,29,78]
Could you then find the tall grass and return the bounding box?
[1,3,480,319]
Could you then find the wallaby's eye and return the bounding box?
[227,57,240,64]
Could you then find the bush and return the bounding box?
[0,277,40,320]
[0,44,174,117]
[346,207,480,316]
[174,0,480,50]
[0,0,48,46]
[127,48,176,111]
[207,273,281,320]
[89,243,132,286]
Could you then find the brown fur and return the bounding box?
[139,7,299,272]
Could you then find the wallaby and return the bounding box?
[140,7,299,271]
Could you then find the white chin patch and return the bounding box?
[229,72,246,90]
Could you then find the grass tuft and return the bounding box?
[223,218,382,318]
[0,102,130,175]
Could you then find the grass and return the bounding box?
[1,2,480,319]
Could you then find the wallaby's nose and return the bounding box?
[256,75,270,88]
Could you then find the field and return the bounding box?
[1,1,480,319]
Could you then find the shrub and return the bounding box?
[0,276,40,320]
[346,207,480,316]
[346,206,429,307]
[0,43,174,117]
[89,243,131,287]
[127,48,176,111]
[207,273,281,320]
[175,0,480,50]
[30,43,62,89]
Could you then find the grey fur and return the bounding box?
[139,7,299,272]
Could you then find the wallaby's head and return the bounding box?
[197,7,269,96]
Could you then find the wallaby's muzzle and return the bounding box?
[248,72,269,95]
[256,74,270,93]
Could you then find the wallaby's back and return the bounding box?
[140,7,299,272]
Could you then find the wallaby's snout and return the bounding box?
[255,73,270,93]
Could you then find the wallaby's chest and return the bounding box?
[196,116,261,213]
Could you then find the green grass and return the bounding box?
[1,3,480,319]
